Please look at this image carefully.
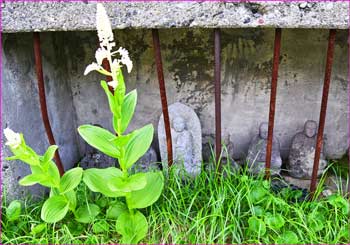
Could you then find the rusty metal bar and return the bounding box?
[102,58,114,93]
[265,28,282,179]
[152,29,173,167]
[310,29,336,196]
[214,28,222,165]
[33,32,65,176]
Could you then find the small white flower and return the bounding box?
[4,128,21,149]
[96,3,114,48]
[117,47,133,73]
[84,63,100,75]
[107,80,118,90]
[95,48,109,65]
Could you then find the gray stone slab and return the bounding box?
[2,1,349,33]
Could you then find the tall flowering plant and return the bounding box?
[78,4,164,244]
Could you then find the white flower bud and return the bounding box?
[4,128,21,149]
[107,80,118,90]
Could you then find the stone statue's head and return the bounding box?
[172,116,186,132]
[259,122,268,140]
[304,120,317,138]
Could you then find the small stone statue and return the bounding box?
[288,120,327,179]
[131,147,159,173]
[158,102,202,177]
[246,122,282,175]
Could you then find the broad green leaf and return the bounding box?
[276,231,299,244]
[30,223,47,235]
[264,213,285,229]
[307,212,325,232]
[83,167,126,197]
[252,206,264,216]
[116,210,148,244]
[65,190,77,211]
[115,67,126,105]
[59,167,83,194]
[6,200,21,221]
[124,124,154,170]
[75,204,100,223]
[31,161,60,188]
[327,194,349,215]
[18,173,48,186]
[101,80,118,116]
[126,171,164,209]
[49,187,60,197]
[120,90,137,134]
[92,220,109,233]
[248,216,266,236]
[42,145,58,163]
[249,186,267,203]
[106,202,128,219]
[108,173,147,193]
[78,125,120,159]
[41,195,69,223]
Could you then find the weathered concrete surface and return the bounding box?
[1,28,348,199]
[65,28,348,161]
[1,33,80,201]
[2,1,349,33]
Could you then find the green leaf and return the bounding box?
[252,205,264,216]
[126,171,164,209]
[30,223,47,235]
[116,210,148,244]
[42,145,58,163]
[276,231,299,244]
[106,202,128,219]
[120,90,137,134]
[18,173,48,186]
[249,186,267,203]
[41,195,69,223]
[31,161,60,188]
[124,124,154,170]
[6,200,21,221]
[59,167,83,194]
[101,80,118,116]
[248,216,266,236]
[65,190,77,211]
[108,173,147,193]
[92,220,109,233]
[75,204,100,223]
[78,125,120,159]
[327,194,349,215]
[307,212,325,232]
[83,167,126,197]
[264,213,285,230]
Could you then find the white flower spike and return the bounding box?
[96,3,114,49]
[117,47,133,73]
[4,128,21,149]
[84,63,100,76]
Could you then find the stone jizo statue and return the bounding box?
[246,122,282,175]
[288,120,327,179]
[158,102,202,177]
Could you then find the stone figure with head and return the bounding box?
[288,120,327,179]
[246,122,282,175]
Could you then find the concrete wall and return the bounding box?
[1,33,80,200]
[2,28,348,199]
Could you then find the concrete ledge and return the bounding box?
[2,1,349,33]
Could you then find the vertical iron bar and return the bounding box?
[102,58,114,93]
[310,29,336,196]
[265,28,282,179]
[214,28,222,166]
[33,32,65,176]
[152,29,173,167]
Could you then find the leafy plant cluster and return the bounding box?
[4,4,163,244]
[2,165,349,244]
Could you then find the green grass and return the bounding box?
[2,163,349,244]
